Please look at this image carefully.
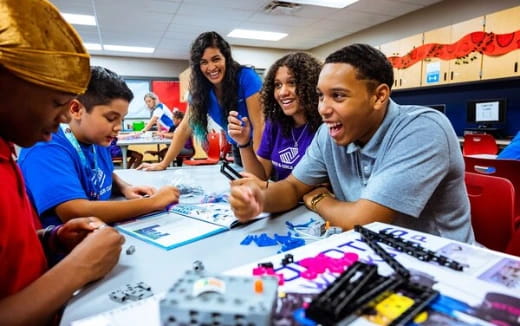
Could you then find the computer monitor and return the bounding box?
[426,104,446,114]
[466,98,507,128]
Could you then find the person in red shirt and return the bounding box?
[0,0,124,325]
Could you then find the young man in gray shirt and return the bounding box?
[229,43,474,243]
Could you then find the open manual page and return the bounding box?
[115,202,268,250]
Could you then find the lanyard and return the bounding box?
[60,124,101,200]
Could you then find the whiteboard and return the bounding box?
[126,79,151,118]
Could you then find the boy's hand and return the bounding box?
[227,111,251,147]
[229,182,264,222]
[149,185,179,210]
[121,185,156,199]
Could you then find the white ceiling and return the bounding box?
[49,0,443,60]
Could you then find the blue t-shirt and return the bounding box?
[257,120,315,180]
[498,131,520,160]
[18,128,114,227]
[108,138,122,158]
[205,67,262,145]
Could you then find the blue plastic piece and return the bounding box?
[240,235,254,246]
[279,237,305,252]
[293,308,317,326]
[274,232,294,243]
[254,233,278,247]
[286,218,316,230]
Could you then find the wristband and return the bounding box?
[237,139,252,148]
[310,192,333,212]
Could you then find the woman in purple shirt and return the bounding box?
[228,52,322,181]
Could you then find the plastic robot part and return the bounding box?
[281,254,294,266]
[193,260,204,273]
[357,225,465,271]
[125,245,135,255]
[160,270,278,326]
[305,226,441,325]
[220,160,242,181]
[108,281,153,304]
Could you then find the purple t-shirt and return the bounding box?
[257,120,315,180]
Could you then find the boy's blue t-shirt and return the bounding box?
[498,131,520,159]
[18,128,114,227]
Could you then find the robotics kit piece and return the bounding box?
[160,269,278,326]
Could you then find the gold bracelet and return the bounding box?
[310,192,333,212]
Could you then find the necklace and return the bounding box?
[291,123,308,147]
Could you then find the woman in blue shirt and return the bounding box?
[138,31,263,170]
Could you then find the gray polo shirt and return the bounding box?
[293,99,474,243]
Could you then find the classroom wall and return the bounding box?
[310,0,520,59]
[392,78,520,138]
[91,55,188,78]
[91,45,290,78]
[232,46,291,71]
[310,0,520,138]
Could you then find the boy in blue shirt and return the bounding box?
[19,66,179,227]
[498,131,520,160]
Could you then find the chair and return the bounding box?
[505,228,520,257]
[465,172,517,252]
[463,134,498,156]
[220,135,234,162]
[183,131,221,165]
[464,156,520,227]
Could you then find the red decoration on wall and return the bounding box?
[151,80,187,113]
[388,30,520,69]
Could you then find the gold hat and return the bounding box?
[0,0,90,94]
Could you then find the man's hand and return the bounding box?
[229,180,263,222]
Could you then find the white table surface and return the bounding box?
[60,165,320,325]
[116,136,172,168]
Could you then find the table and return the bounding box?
[116,136,172,168]
[60,165,320,325]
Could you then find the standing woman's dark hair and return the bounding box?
[189,31,242,143]
[262,52,322,137]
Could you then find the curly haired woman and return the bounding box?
[228,52,322,181]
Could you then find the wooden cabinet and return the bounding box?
[450,17,484,83]
[481,6,520,80]
[380,40,400,89]
[422,17,484,85]
[380,33,423,89]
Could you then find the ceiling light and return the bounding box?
[285,0,358,8]
[84,43,102,51]
[227,29,287,41]
[62,13,96,26]
[103,45,155,53]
